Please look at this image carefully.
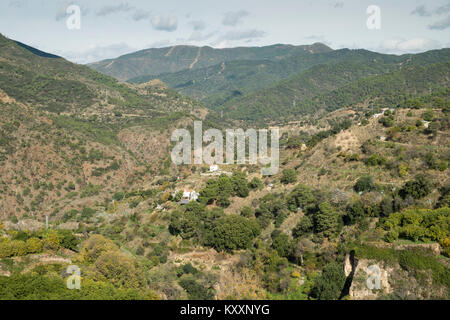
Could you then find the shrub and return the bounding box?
[179,277,214,300]
[314,202,340,237]
[26,237,43,254]
[93,251,146,289]
[79,234,119,263]
[399,174,432,200]
[281,169,297,185]
[208,215,260,252]
[271,231,293,258]
[241,206,253,218]
[43,230,61,250]
[248,177,264,190]
[310,262,346,300]
[354,175,374,193]
[287,184,316,212]
[344,201,365,225]
[293,216,314,237]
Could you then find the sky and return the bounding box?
[0,0,449,64]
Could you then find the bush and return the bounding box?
[314,202,340,237]
[26,237,43,254]
[365,154,387,166]
[79,234,119,263]
[399,174,432,200]
[271,231,293,258]
[179,277,215,300]
[310,262,346,300]
[58,230,80,251]
[93,251,146,289]
[383,207,449,243]
[248,177,264,190]
[241,206,253,218]
[354,175,374,193]
[287,184,316,212]
[344,201,365,225]
[293,216,314,237]
[280,169,297,185]
[208,215,260,252]
[255,193,288,228]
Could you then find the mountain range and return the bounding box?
[0,33,449,301]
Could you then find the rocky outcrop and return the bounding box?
[4,219,45,232]
[348,259,393,300]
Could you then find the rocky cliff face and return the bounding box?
[344,255,393,300]
[344,249,448,300]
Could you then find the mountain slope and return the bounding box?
[128,49,404,103]
[0,34,209,220]
[128,48,450,112]
[89,43,333,81]
[0,34,203,117]
[218,52,450,123]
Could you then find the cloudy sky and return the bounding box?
[1,0,449,64]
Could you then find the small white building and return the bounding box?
[178,190,199,205]
[209,165,219,172]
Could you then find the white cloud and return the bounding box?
[151,15,178,32]
[429,15,450,30]
[96,3,133,17]
[380,38,440,53]
[411,5,432,17]
[132,10,151,21]
[222,10,249,26]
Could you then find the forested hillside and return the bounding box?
[89,43,332,81]
[219,60,450,123]
[0,34,448,301]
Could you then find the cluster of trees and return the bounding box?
[399,174,432,200]
[345,175,437,226]
[0,274,152,300]
[79,235,147,290]
[169,202,261,252]
[198,172,261,208]
[176,263,217,299]
[309,262,346,300]
[383,207,449,243]
[255,193,289,228]
[293,202,340,239]
[0,229,79,258]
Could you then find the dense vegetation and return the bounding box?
[0,33,449,301]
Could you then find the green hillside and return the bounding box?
[89,43,333,81]
[128,49,403,103]
[0,34,449,301]
[218,53,450,123]
[0,34,202,117]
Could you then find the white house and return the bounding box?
[209,165,219,172]
[178,190,199,205]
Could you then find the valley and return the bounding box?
[0,32,449,301]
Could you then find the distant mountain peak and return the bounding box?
[89,42,334,81]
